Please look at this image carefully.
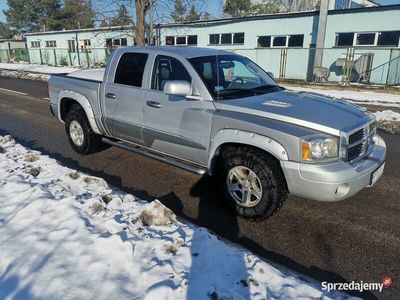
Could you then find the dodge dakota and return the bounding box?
[48,46,386,220]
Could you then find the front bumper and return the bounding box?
[280,135,386,202]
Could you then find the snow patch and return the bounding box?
[0,135,359,299]
[373,110,400,134]
[374,110,400,122]
[0,135,14,144]
[0,62,79,74]
[287,86,400,108]
[25,152,40,162]
[133,199,177,226]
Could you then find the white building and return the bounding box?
[159,4,400,85]
[25,26,134,67]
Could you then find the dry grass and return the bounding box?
[377,121,400,134]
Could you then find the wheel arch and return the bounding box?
[208,129,289,176]
[58,90,101,134]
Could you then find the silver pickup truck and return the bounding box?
[49,46,386,220]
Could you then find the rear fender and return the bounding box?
[58,90,101,134]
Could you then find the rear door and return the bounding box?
[102,51,149,145]
[142,54,214,166]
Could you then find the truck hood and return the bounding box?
[217,89,373,136]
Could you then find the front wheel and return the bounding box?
[65,105,104,155]
[218,147,287,220]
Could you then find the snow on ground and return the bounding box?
[0,63,80,81]
[374,110,400,122]
[373,110,400,134]
[0,63,78,74]
[0,135,358,300]
[0,69,50,81]
[286,86,400,108]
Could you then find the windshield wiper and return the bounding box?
[251,84,284,91]
[217,88,262,98]
[219,88,254,94]
[217,85,283,99]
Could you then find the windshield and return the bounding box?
[188,55,282,100]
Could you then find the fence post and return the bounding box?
[77,45,81,67]
[385,48,393,86]
[68,50,72,66]
[53,49,57,66]
[279,48,287,81]
[39,49,43,65]
[6,48,10,62]
[86,49,90,68]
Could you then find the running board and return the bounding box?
[101,138,207,175]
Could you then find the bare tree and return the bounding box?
[279,0,319,13]
[95,0,207,46]
[135,0,150,45]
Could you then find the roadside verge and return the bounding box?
[0,135,358,300]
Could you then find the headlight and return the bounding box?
[369,121,377,143]
[301,135,339,161]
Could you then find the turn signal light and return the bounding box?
[302,142,311,161]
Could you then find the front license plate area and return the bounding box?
[370,162,385,186]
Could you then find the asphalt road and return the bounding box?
[0,76,399,300]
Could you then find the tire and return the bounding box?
[64,105,104,155]
[217,147,287,221]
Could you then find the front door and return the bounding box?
[103,52,149,145]
[142,55,214,166]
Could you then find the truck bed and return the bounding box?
[67,68,105,82]
[48,71,103,127]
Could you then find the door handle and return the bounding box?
[105,92,116,99]
[146,100,162,108]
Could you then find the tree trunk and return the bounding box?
[135,0,147,46]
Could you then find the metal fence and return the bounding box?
[230,47,399,86]
[0,47,113,68]
[0,46,399,85]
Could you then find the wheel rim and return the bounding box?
[69,120,84,146]
[226,166,263,208]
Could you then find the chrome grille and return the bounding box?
[348,143,364,161]
[347,127,367,162]
[348,128,365,145]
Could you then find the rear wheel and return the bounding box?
[65,105,105,154]
[218,147,287,220]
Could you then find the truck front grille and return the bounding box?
[348,142,365,161]
[349,128,365,145]
[347,125,371,162]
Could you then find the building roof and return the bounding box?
[25,25,133,36]
[0,39,26,43]
[158,4,400,28]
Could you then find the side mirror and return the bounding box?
[164,80,192,97]
[267,72,275,79]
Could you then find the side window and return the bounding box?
[151,55,191,91]
[114,53,148,87]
